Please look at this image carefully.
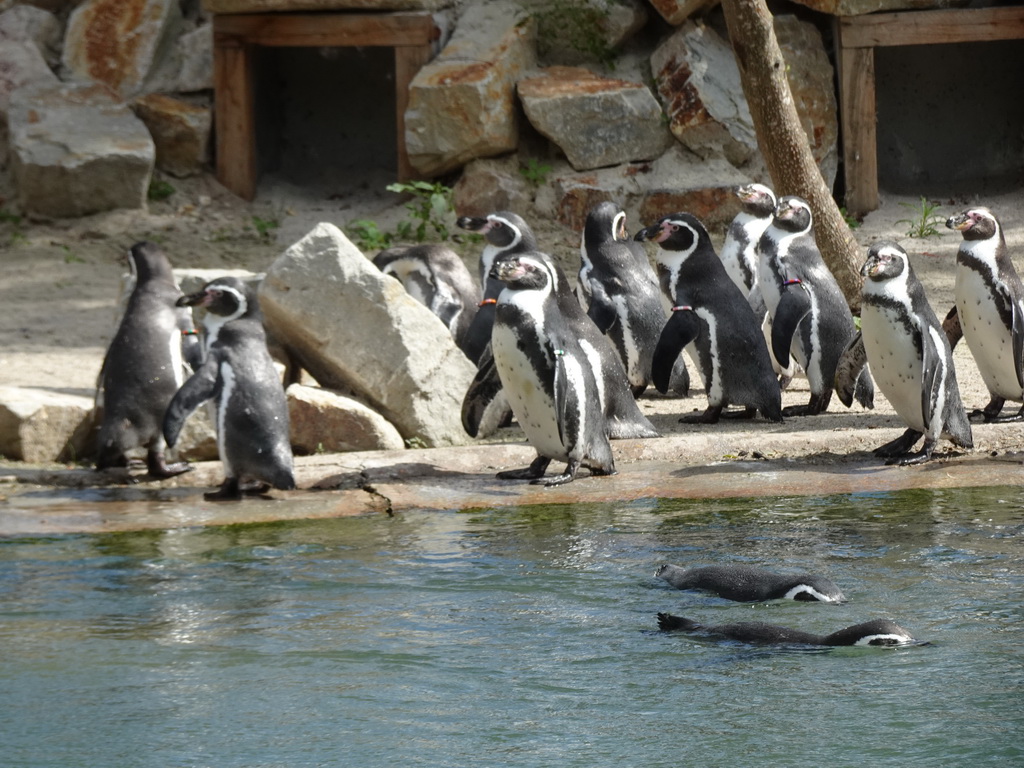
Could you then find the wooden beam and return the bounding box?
[214,11,439,48]
[836,41,878,216]
[213,34,257,201]
[838,7,1024,49]
[394,44,433,182]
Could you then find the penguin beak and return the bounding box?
[735,184,755,202]
[176,289,210,307]
[456,216,492,233]
[946,212,971,232]
[634,222,668,243]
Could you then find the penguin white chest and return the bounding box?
[491,323,566,461]
[955,266,1021,400]
[861,303,925,430]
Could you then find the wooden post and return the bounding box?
[213,30,257,201]
[835,28,878,217]
[395,44,433,181]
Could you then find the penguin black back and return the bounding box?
[655,563,846,603]
[657,614,920,647]
[95,241,196,479]
[578,201,665,396]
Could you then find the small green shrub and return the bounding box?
[520,158,553,187]
[386,180,455,242]
[896,197,945,238]
[148,179,176,202]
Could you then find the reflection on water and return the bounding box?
[2,487,1023,767]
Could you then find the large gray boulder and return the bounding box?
[259,223,477,448]
[0,5,61,67]
[0,387,94,464]
[651,21,758,167]
[61,0,183,98]
[8,82,155,218]
[405,0,535,176]
[0,40,59,112]
[287,384,406,454]
[518,66,672,171]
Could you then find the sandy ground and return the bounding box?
[3,171,1024,482]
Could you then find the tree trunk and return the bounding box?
[721,0,864,308]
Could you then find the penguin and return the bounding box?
[656,614,920,647]
[577,201,668,397]
[840,241,973,464]
[456,211,539,366]
[163,277,295,501]
[373,244,481,358]
[456,212,539,436]
[488,249,659,485]
[946,207,1024,422]
[655,563,846,603]
[719,183,777,305]
[95,241,200,479]
[758,195,873,416]
[634,212,782,423]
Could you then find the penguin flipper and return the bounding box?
[920,327,942,434]
[771,282,812,371]
[553,347,615,473]
[652,308,700,395]
[461,346,511,438]
[942,305,962,350]
[163,361,219,448]
[834,332,868,408]
[1012,298,1024,391]
[586,281,619,334]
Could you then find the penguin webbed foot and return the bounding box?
[204,478,242,501]
[874,428,922,459]
[497,456,551,482]
[782,391,832,417]
[973,398,1024,423]
[146,450,193,479]
[885,437,937,466]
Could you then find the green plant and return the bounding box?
[519,158,552,187]
[148,179,176,202]
[386,180,455,242]
[525,0,616,69]
[346,219,394,251]
[251,215,280,241]
[62,244,84,264]
[840,206,861,230]
[896,196,945,238]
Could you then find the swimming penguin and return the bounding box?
[489,249,659,485]
[163,277,295,501]
[456,212,539,435]
[577,201,667,397]
[635,212,782,423]
[758,195,873,416]
[656,614,920,647]
[95,241,200,479]
[841,241,973,464]
[946,207,1024,422]
[655,563,846,603]
[373,244,481,358]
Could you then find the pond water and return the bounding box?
[2,486,1022,767]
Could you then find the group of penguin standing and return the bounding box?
[94,184,1023,498]
[384,186,1021,485]
[95,242,295,500]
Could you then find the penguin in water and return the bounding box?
[946,207,1024,422]
[163,277,295,501]
[456,212,539,437]
[635,212,782,423]
[373,244,481,358]
[488,250,659,485]
[837,241,972,464]
[759,196,873,416]
[95,241,201,479]
[656,614,921,647]
[655,563,846,603]
[577,201,671,397]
